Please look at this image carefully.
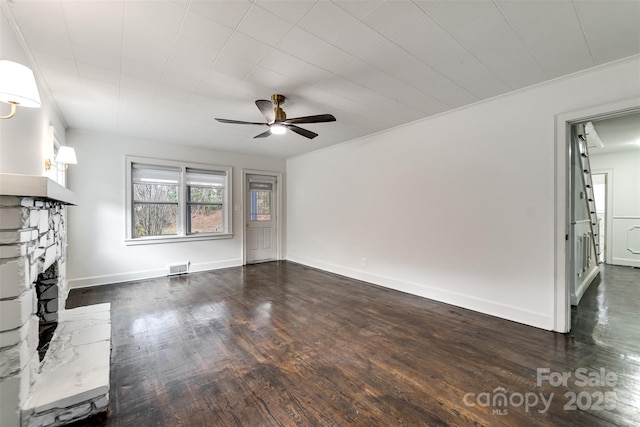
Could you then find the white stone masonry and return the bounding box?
[0,194,109,427]
[1,196,67,427]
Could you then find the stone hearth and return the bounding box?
[0,174,110,427]
[22,303,111,426]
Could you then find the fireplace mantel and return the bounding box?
[0,173,78,205]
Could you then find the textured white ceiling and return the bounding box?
[4,0,640,158]
[591,112,640,155]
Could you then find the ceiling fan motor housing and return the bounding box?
[272,94,286,122]
[274,107,286,122]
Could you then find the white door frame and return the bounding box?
[242,169,283,265]
[554,97,640,333]
[591,170,614,265]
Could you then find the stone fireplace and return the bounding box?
[35,262,60,361]
[0,174,110,427]
[36,262,60,325]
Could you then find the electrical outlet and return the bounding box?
[362,258,367,267]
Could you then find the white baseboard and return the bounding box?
[571,264,601,306]
[286,255,554,330]
[612,257,640,268]
[68,258,243,289]
[189,259,243,273]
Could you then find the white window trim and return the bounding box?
[125,156,233,245]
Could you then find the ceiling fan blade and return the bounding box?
[286,124,318,139]
[215,118,267,126]
[254,129,272,139]
[283,114,336,125]
[255,100,275,123]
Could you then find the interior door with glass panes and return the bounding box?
[246,175,277,263]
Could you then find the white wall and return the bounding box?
[65,129,285,287]
[0,7,66,175]
[591,149,640,267]
[287,56,640,331]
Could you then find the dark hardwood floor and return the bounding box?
[65,262,640,426]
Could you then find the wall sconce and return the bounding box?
[45,146,77,171]
[0,60,42,119]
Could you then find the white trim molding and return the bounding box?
[627,226,640,254]
[571,265,600,306]
[68,258,243,289]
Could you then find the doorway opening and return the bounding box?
[557,100,640,333]
[243,171,283,264]
[591,173,607,264]
[568,123,601,307]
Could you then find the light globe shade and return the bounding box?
[0,60,41,107]
[270,124,286,135]
[56,146,77,165]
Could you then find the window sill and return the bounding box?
[125,233,233,246]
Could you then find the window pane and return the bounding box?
[133,183,178,203]
[250,190,271,221]
[134,203,177,237]
[188,205,222,233]
[188,186,222,203]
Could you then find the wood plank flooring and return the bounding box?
[65,262,640,426]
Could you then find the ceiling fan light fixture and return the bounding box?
[270,124,286,135]
[215,94,335,140]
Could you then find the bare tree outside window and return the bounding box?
[187,186,223,233]
[133,182,178,237]
[127,159,231,241]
